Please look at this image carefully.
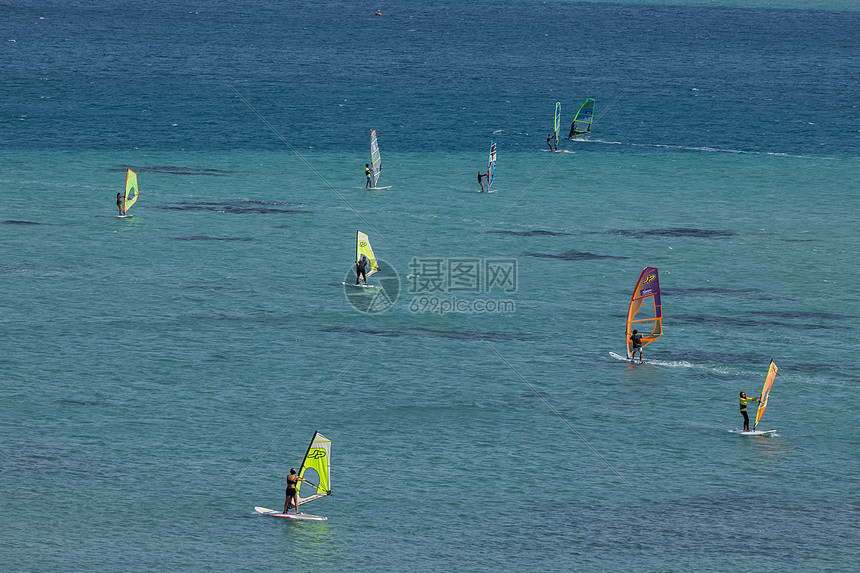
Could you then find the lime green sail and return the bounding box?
[123,169,139,214]
[296,431,332,506]
[356,230,380,278]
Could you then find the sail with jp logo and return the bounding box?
[255,431,332,521]
[625,267,662,361]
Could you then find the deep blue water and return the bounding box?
[2,1,859,571]
[3,0,858,154]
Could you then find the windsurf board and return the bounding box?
[728,429,776,436]
[254,507,328,521]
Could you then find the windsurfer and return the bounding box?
[355,254,370,285]
[283,468,311,514]
[739,391,760,432]
[547,133,554,151]
[365,164,372,188]
[477,171,486,192]
[116,192,124,215]
[629,329,643,362]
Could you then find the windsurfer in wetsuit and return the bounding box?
[739,391,760,432]
[477,171,486,192]
[283,468,311,514]
[116,192,124,215]
[629,329,643,362]
[355,254,369,285]
[547,133,554,151]
[365,163,372,188]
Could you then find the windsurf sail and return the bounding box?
[487,142,496,188]
[296,431,332,506]
[124,169,139,214]
[370,129,382,187]
[356,230,380,278]
[554,102,561,149]
[754,361,777,430]
[626,267,662,356]
[568,98,595,139]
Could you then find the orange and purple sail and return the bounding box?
[754,361,777,430]
[626,267,662,357]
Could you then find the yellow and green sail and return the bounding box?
[296,431,332,506]
[356,230,379,278]
[568,98,595,139]
[754,361,777,430]
[124,169,139,214]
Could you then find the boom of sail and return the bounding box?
[626,267,662,357]
[296,431,332,506]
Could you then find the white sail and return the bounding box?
[370,129,382,186]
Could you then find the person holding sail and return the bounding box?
[116,192,124,216]
[739,391,760,432]
[547,133,554,151]
[283,468,312,514]
[629,329,644,362]
[365,163,372,188]
[355,254,370,285]
[477,171,486,192]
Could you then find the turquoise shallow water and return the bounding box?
[2,149,858,571]
[2,0,859,570]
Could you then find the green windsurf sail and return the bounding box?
[296,431,332,506]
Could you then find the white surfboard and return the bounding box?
[117,214,134,218]
[254,506,328,521]
[369,186,391,190]
[728,429,776,436]
[342,281,381,289]
[609,351,643,364]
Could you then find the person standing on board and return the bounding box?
[365,163,372,188]
[116,192,124,216]
[283,468,311,514]
[629,329,643,362]
[477,171,486,192]
[355,254,370,285]
[739,391,760,432]
[547,133,554,151]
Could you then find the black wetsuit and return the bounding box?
[356,257,368,284]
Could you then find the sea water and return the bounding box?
[1,1,858,571]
